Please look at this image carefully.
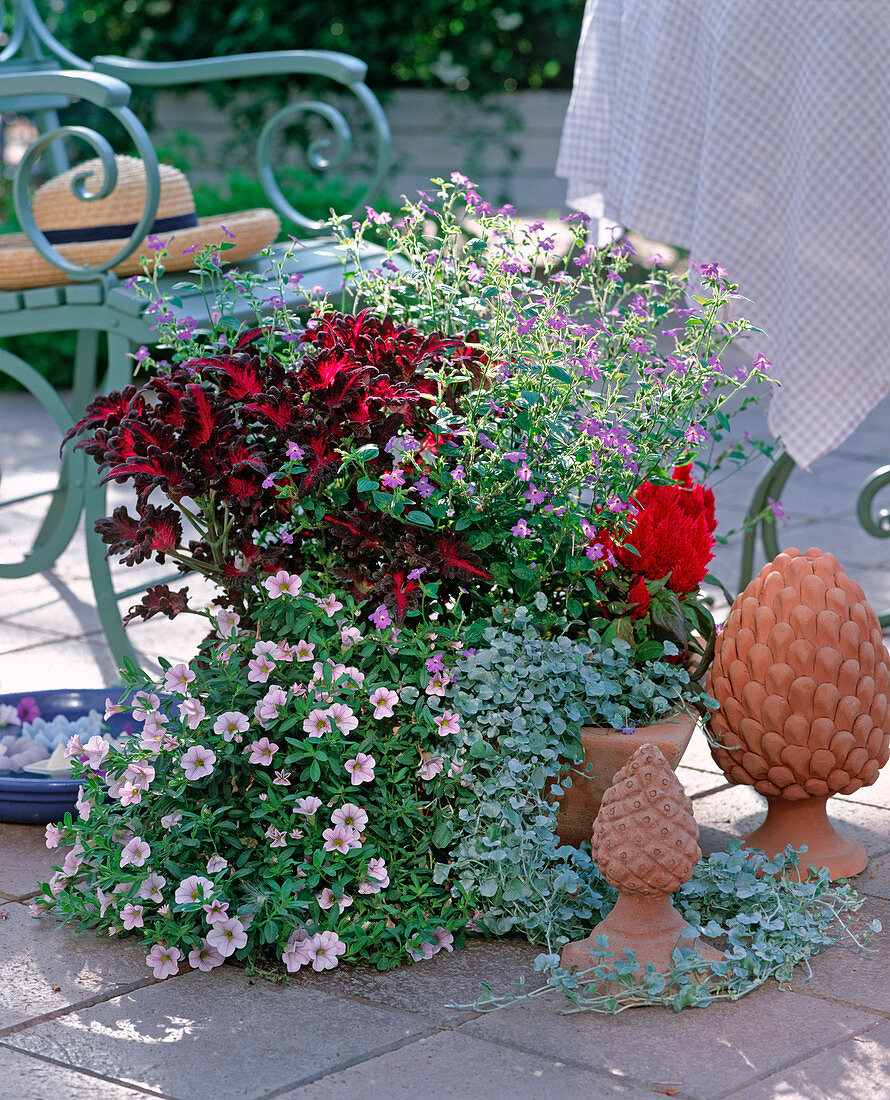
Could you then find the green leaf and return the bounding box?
[547,363,572,384]
[405,509,434,527]
[431,821,453,847]
[357,477,379,493]
[354,443,379,462]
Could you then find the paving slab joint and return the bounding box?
[0,1041,178,1099]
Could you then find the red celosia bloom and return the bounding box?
[627,576,651,619]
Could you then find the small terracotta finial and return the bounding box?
[561,743,721,976]
[707,547,890,879]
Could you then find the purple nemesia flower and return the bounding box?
[286,441,305,461]
[511,519,530,538]
[380,469,405,490]
[425,653,445,675]
[524,484,548,506]
[369,604,392,630]
[767,497,785,520]
[621,725,637,736]
[133,345,150,363]
[413,477,435,499]
[407,566,426,581]
[146,235,167,252]
[16,696,40,723]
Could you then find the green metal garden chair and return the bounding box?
[0,0,392,668]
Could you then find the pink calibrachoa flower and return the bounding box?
[247,737,279,765]
[188,943,225,972]
[121,903,144,930]
[206,917,247,958]
[433,711,461,737]
[264,570,302,599]
[274,640,296,662]
[265,825,288,848]
[322,823,362,854]
[206,855,228,874]
[124,760,156,790]
[118,782,143,807]
[174,875,214,905]
[317,887,354,913]
[64,734,83,759]
[213,711,249,741]
[282,932,313,973]
[273,770,292,786]
[104,698,125,720]
[44,823,62,849]
[433,927,454,952]
[203,899,229,924]
[82,735,110,770]
[216,608,240,637]
[76,791,94,821]
[294,795,323,817]
[160,812,182,830]
[331,803,368,831]
[138,871,166,902]
[293,639,315,662]
[317,594,344,617]
[418,753,445,781]
[247,654,276,684]
[369,687,399,719]
[146,942,182,979]
[179,697,207,730]
[303,708,331,738]
[252,639,279,659]
[255,686,288,726]
[163,662,196,695]
[425,673,450,697]
[132,692,161,721]
[325,702,358,734]
[345,753,376,784]
[340,626,362,649]
[180,745,216,781]
[308,930,347,972]
[120,837,151,868]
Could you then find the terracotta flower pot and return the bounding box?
[551,709,697,847]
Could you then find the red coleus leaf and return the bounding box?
[123,584,190,625]
[431,534,492,581]
[385,568,420,620]
[64,386,143,453]
[200,353,264,400]
[180,384,216,447]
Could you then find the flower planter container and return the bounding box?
[552,709,698,847]
[0,689,130,825]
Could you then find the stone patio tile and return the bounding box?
[675,765,731,800]
[0,621,71,655]
[0,1045,154,1100]
[679,727,725,774]
[786,897,890,1014]
[0,903,154,1031]
[280,1030,640,1098]
[291,936,539,1025]
[853,848,890,899]
[726,1021,890,1100]
[692,785,890,861]
[842,761,890,811]
[462,986,880,1100]
[5,964,434,1100]
[0,633,122,692]
[0,823,59,899]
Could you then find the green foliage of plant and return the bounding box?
[36,573,475,974]
[445,601,708,944]
[463,843,881,1014]
[48,1,586,96]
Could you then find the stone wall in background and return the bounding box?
[151,89,571,215]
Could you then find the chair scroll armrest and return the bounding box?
[93,50,391,234]
[8,71,162,283]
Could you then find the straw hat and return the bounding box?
[0,155,281,290]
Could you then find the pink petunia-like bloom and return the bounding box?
[273,769,292,786]
[418,753,445,781]
[281,931,314,973]
[203,898,229,924]
[317,887,354,913]
[137,871,167,902]
[205,917,247,958]
[64,734,84,759]
[331,803,368,831]
[118,782,143,807]
[121,903,145,931]
[345,752,376,785]
[340,626,362,649]
[247,737,279,765]
[188,942,225,972]
[317,594,344,617]
[82,735,110,770]
[425,672,451,697]
[76,791,94,821]
[206,855,228,874]
[180,745,216,781]
[160,812,182,830]
[255,686,287,726]
[433,711,461,737]
[302,708,331,738]
[293,639,315,662]
[433,926,455,952]
[252,639,279,659]
[146,942,182,979]
[247,655,276,684]
[294,795,323,817]
[408,940,438,962]
[274,640,296,662]
[326,702,358,735]
[178,697,207,730]
[308,930,347,972]
[104,698,125,720]
[44,823,63,849]
[174,875,214,905]
[120,836,151,868]
[213,711,249,741]
[265,825,288,848]
[264,570,303,599]
[215,608,240,637]
[369,687,399,719]
[124,760,156,791]
[163,662,196,695]
[132,692,161,721]
[322,823,362,854]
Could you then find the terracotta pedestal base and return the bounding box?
[560,892,723,977]
[742,795,867,880]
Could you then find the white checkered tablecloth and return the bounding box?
[557,0,890,468]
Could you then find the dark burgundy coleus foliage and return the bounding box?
[66,310,490,624]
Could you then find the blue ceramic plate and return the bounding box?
[0,689,131,825]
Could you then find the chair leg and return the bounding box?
[738,452,796,593]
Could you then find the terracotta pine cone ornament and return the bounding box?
[561,743,721,976]
[707,546,890,879]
